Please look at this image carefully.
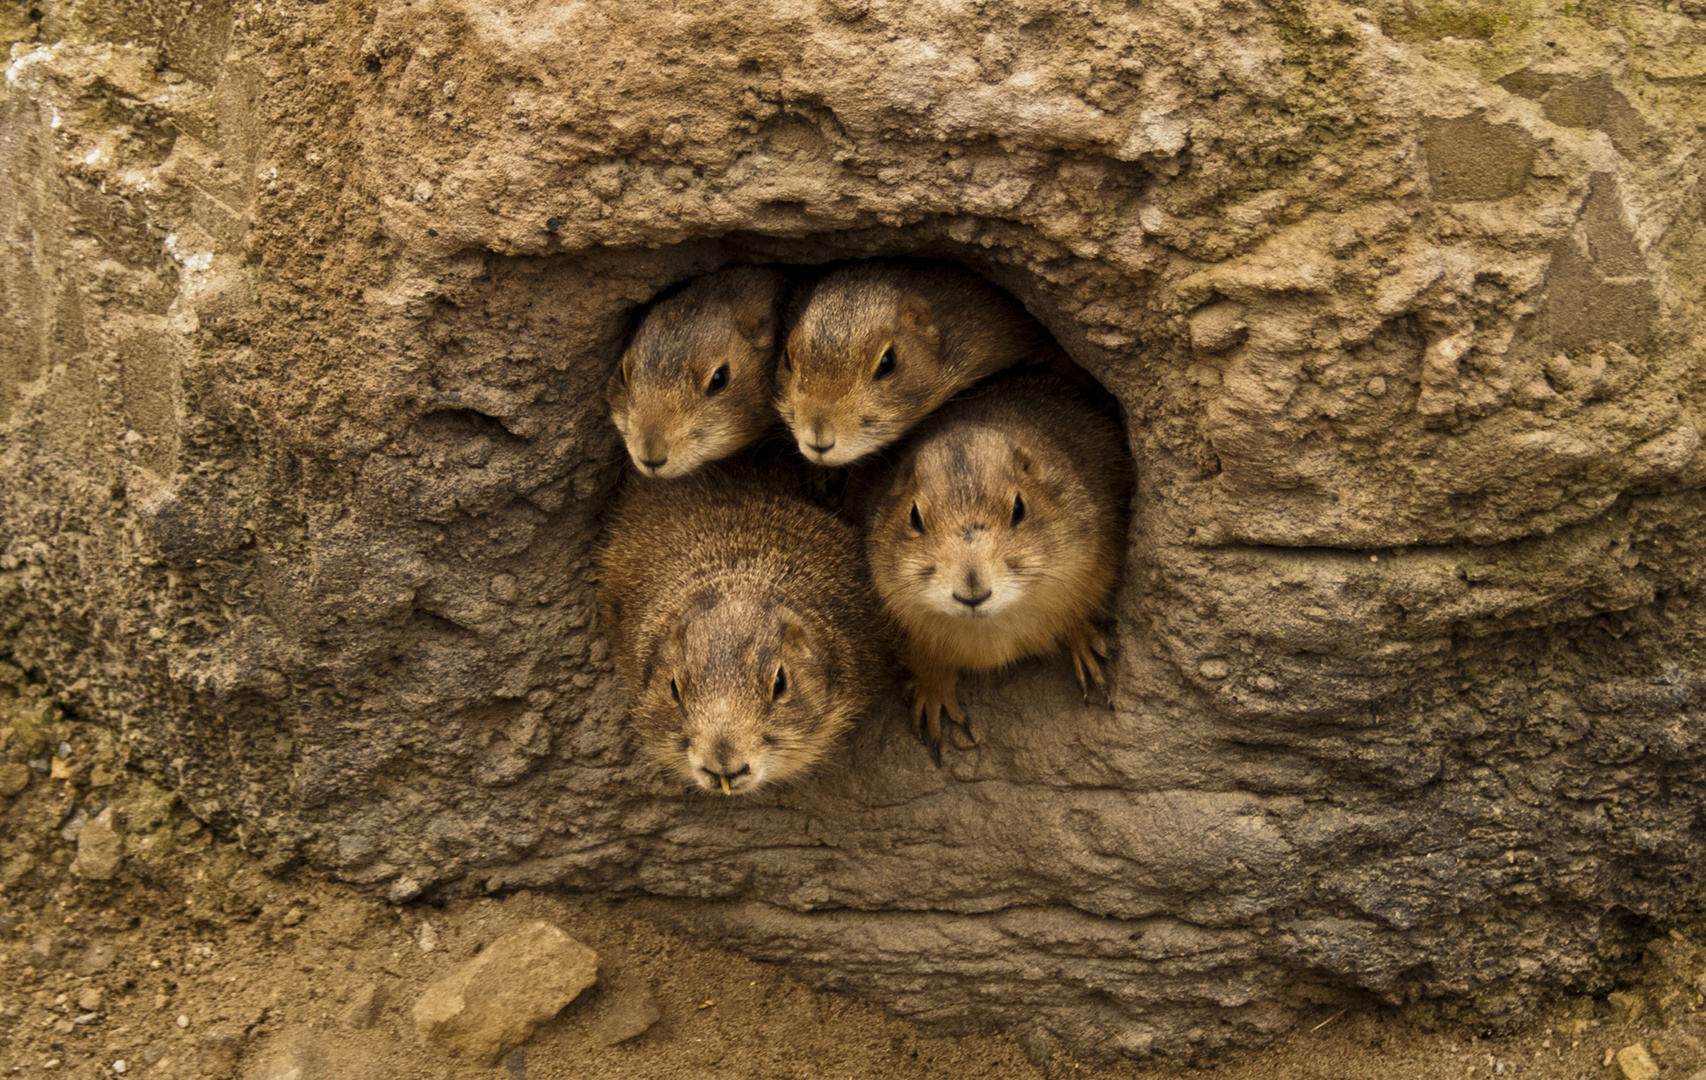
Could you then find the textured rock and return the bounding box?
[71,809,123,881]
[1617,1044,1660,1080]
[2,0,1706,1065]
[340,983,386,1029]
[0,762,30,797]
[412,921,598,1065]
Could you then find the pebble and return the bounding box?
[341,983,385,1029]
[71,809,123,881]
[0,761,31,796]
[1617,1044,1660,1080]
[388,877,424,903]
[591,982,662,1045]
[201,1023,248,1071]
[74,943,118,976]
[412,920,598,1065]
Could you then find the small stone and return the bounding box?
[73,944,118,976]
[388,877,423,903]
[30,933,62,966]
[417,921,441,952]
[1366,376,1387,396]
[0,761,30,795]
[77,987,103,1011]
[72,809,123,881]
[176,1014,190,1029]
[1254,674,1279,693]
[1608,991,1646,1025]
[53,1019,74,1035]
[2,853,37,889]
[413,921,598,1065]
[1198,659,1230,680]
[341,983,386,1029]
[246,1032,324,1079]
[281,907,305,927]
[591,983,662,1045]
[113,1062,127,1074]
[201,1023,247,1071]
[1617,1044,1660,1080]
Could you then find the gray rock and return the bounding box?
[412,921,597,1065]
[72,943,118,976]
[591,983,661,1046]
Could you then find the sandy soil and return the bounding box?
[3,774,1699,1080]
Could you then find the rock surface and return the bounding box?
[412,921,598,1065]
[591,983,662,1046]
[1618,1044,1661,1080]
[71,808,123,881]
[2,0,1705,1063]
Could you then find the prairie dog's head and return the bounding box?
[635,596,850,795]
[870,424,1085,629]
[778,272,952,467]
[607,267,782,479]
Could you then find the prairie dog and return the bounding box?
[598,476,890,794]
[778,260,1056,468]
[866,373,1131,757]
[607,265,786,479]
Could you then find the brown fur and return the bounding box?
[778,260,1058,467]
[865,372,1131,757]
[598,475,892,794]
[607,265,787,479]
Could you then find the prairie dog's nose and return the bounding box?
[804,420,837,455]
[952,588,992,609]
[702,763,752,795]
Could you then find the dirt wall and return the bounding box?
[4,0,1706,1062]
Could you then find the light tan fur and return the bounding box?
[607,265,786,479]
[866,373,1131,758]
[599,476,891,794]
[778,260,1057,468]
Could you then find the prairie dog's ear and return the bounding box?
[643,621,687,686]
[780,619,816,662]
[898,292,932,331]
[731,273,780,353]
[1013,445,1034,474]
[897,293,940,353]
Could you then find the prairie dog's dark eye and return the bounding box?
[617,364,628,387]
[1011,493,1026,527]
[909,502,924,533]
[780,349,793,373]
[669,678,682,704]
[772,666,787,700]
[874,346,896,379]
[706,365,729,396]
